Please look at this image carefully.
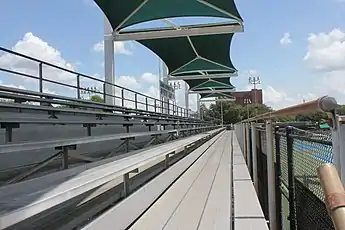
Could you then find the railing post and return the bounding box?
[121,89,124,107]
[335,115,345,184]
[76,75,81,99]
[135,93,138,109]
[286,126,297,230]
[102,84,106,102]
[251,122,258,192]
[154,99,157,112]
[274,126,282,230]
[145,97,148,111]
[38,62,43,93]
[266,120,277,230]
[241,123,246,156]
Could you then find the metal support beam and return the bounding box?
[113,22,243,41]
[168,73,237,80]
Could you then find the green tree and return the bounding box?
[201,102,273,124]
[90,95,104,103]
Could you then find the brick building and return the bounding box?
[232,89,263,105]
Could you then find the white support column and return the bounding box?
[104,16,115,106]
[265,120,277,230]
[162,62,169,114]
[197,94,201,119]
[251,122,258,192]
[185,82,189,117]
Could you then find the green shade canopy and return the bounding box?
[139,34,236,76]
[199,91,234,99]
[186,78,234,90]
[95,0,243,31]
[95,0,243,102]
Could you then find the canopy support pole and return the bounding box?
[197,94,201,119]
[104,16,115,106]
[185,82,189,117]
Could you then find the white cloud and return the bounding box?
[304,29,345,72]
[0,80,26,90]
[0,32,78,94]
[92,41,133,55]
[303,29,345,99]
[141,72,158,84]
[263,86,288,104]
[117,75,141,89]
[280,32,292,46]
[262,85,319,109]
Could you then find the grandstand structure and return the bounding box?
[1,1,343,230]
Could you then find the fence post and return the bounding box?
[38,63,43,93]
[286,126,297,230]
[121,89,124,107]
[251,122,258,192]
[145,97,148,111]
[76,75,81,99]
[335,115,345,184]
[274,126,282,230]
[242,123,246,158]
[102,84,106,102]
[266,120,277,230]
[135,93,138,109]
[245,123,251,166]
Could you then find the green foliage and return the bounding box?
[90,95,104,103]
[337,105,345,115]
[201,102,273,124]
[201,102,336,124]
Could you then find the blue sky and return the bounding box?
[0,0,345,109]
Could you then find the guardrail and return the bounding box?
[0,127,224,229]
[235,96,342,230]
[0,47,195,118]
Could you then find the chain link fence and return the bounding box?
[244,124,334,230]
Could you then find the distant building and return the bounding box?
[232,89,263,105]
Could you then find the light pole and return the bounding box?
[248,76,261,117]
[248,76,261,104]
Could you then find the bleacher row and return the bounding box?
[0,129,268,229]
[0,85,215,184]
[0,84,267,229]
[0,128,223,229]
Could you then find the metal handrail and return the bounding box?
[244,96,338,122]
[0,47,193,117]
